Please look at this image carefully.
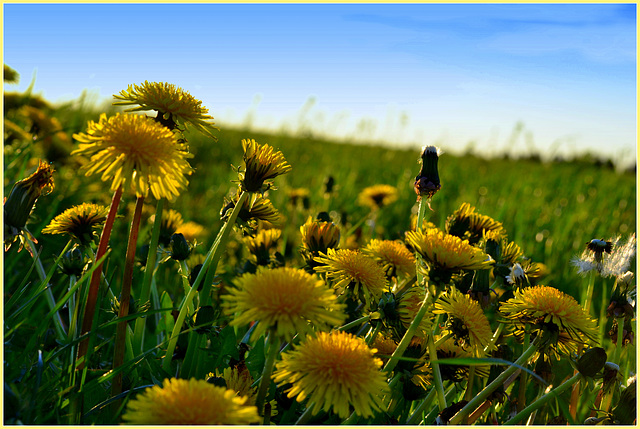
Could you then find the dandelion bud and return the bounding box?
[300,216,340,264]
[4,160,54,251]
[59,247,87,277]
[194,305,217,334]
[240,139,292,193]
[323,175,335,194]
[414,145,441,201]
[170,233,191,261]
[576,347,607,378]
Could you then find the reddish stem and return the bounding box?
[111,195,144,400]
[77,187,123,369]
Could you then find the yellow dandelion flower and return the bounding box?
[410,214,438,232]
[175,220,207,242]
[300,216,340,265]
[113,81,217,138]
[272,330,389,419]
[244,228,281,264]
[371,334,398,364]
[434,287,494,356]
[122,377,260,425]
[41,203,109,246]
[150,208,184,246]
[358,184,398,211]
[287,187,310,208]
[221,192,281,227]
[314,248,388,309]
[363,239,416,278]
[500,285,599,356]
[406,228,493,285]
[446,202,506,244]
[223,267,346,341]
[240,138,292,192]
[72,113,193,202]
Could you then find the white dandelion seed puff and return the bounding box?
[602,233,636,278]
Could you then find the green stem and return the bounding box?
[448,336,542,425]
[504,372,582,425]
[132,198,164,355]
[25,238,67,341]
[383,287,431,374]
[517,328,531,413]
[77,186,123,369]
[415,198,428,285]
[427,333,447,411]
[295,404,316,425]
[582,271,596,313]
[255,332,280,415]
[337,314,371,331]
[406,387,437,424]
[200,191,250,306]
[162,191,248,372]
[111,195,144,401]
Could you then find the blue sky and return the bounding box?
[3,3,637,164]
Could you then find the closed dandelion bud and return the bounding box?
[170,233,191,261]
[378,292,400,324]
[190,263,206,291]
[414,145,441,201]
[576,347,607,378]
[194,305,217,334]
[60,246,87,277]
[4,160,54,231]
[323,175,335,194]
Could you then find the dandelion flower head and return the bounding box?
[500,285,599,356]
[363,239,416,278]
[358,184,398,211]
[434,287,494,356]
[72,113,193,202]
[446,202,506,244]
[272,330,389,419]
[314,248,388,309]
[240,138,292,192]
[41,203,109,246]
[122,378,260,425]
[113,81,217,138]
[223,267,346,341]
[406,228,493,283]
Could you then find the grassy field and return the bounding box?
[3,83,636,425]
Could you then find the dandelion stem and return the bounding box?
[613,317,625,364]
[255,332,280,415]
[77,186,122,370]
[448,336,542,425]
[504,372,582,425]
[200,191,250,306]
[294,404,316,425]
[111,195,144,402]
[517,328,531,413]
[132,198,165,355]
[582,271,596,313]
[337,314,370,331]
[406,387,436,424]
[415,197,429,285]
[427,333,447,411]
[162,192,248,372]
